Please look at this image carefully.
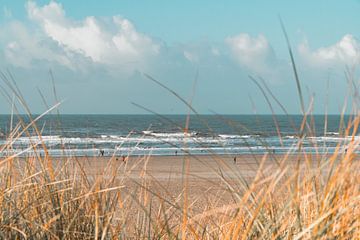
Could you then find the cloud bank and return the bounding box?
[226,33,277,73]
[299,34,360,67]
[0,1,284,78]
[1,1,358,81]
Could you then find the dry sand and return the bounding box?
[50,153,339,216]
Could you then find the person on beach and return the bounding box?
[233,156,237,164]
[175,150,178,156]
[100,149,104,156]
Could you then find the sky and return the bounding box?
[0,0,359,114]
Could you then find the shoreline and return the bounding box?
[7,149,344,159]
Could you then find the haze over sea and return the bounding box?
[0,114,354,157]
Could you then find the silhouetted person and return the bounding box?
[100,150,104,157]
[233,156,237,164]
[175,150,178,156]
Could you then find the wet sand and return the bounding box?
[53,154,303,180]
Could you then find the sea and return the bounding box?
[0,114,356,157]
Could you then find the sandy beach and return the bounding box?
[50,154,305,180]
[39,154,334,201]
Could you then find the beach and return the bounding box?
[42,154,335,200]
[49,154,304,179]
[10,154,294,201]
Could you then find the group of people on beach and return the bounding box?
[99,149,128,163]
[116,156,127,163]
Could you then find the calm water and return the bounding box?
[0,114,356,157]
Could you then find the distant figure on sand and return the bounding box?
[175,150,178,156]
[100,150,104,156]
[233,156,237,164]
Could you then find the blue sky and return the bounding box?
[0,0,359,114]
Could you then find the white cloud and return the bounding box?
[1,1,284,79]
[299,34,360,66]
[3,21,73,69]
[27,1,160,64]
[225,33,276,73]
[1,1,160,72]
[27,1,111,63]
[112,16,160,59]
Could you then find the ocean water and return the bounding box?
[0,114,356,157]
